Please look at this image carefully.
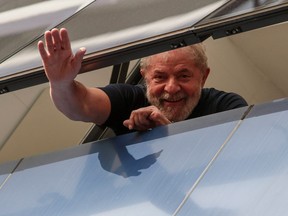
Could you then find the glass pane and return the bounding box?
[0,0,224,81]
[195,0,288,27]
[178,99,288,215]
[0,108,247,215]
[0,160,19,186]
[0,0,40,12]
[0,0,93,64]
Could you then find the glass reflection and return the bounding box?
[196,0,288,27]
[0,0,94,64]
[0,0,222,80]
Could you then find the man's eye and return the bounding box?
[154,75,165,81]
[180,74,191,79]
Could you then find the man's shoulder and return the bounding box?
[190,88,248,118]
[201,88,246,103]
[202,87,228,97]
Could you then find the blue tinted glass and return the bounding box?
[0,107,247,215]
[0,160,19,186]
[178,99,288,215]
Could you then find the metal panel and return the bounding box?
[0,107,247,216]
[194,0,288,39]
[0,160,20,187]
[177,98,288,216]
[196,0,288,27]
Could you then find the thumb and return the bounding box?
[73,47,86,65]
[149,111,171,125]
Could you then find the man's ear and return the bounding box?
[140,69,145,77]
[201,67,210,87]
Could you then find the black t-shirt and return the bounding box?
[100,84,248,135]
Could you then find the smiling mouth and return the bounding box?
[164,99,182,102]
[159,93,187,106]
[162,98,184,105]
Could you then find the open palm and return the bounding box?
[38,28,86,87]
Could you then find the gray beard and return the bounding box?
[146,87,201,122]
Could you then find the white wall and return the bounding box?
[204,36,285,104]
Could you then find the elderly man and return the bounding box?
[38,28,247,135]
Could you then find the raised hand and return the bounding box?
[123,105,172,131]
[37,28,111,125]
[38,28,86,87]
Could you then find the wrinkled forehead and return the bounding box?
[154,48,191,60]
[143,48,194,69]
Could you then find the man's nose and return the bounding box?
[164,78,181,94]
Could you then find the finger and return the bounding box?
[125,113,148,131]
[123,119,129,128]
[37,40,48,60]
[123,119,134,130]
[74,47,86,61]
[45,30,54,54]
[149,111,171,125]
[72,47,86,70]
[136,113,151,127]
[60,28,71,51]
[123,119,135,130]
[127,111,138,130]
[132,115,153,131]
[129,108,152,129]
[51,28,62,50]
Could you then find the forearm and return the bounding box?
[50,80,111,124]
[38,28,109,123]
[49,80,89,121]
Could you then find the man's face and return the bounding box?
[142,48,209,122]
